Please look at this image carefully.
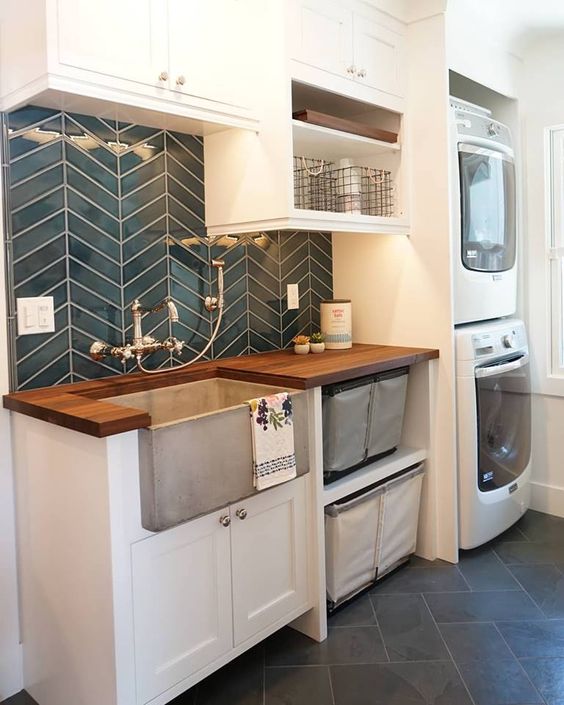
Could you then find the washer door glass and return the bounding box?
[459,144,516,272]
[475,354,531,492]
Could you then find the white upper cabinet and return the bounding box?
[0,0,259,132]
[56,0,168,87]
[353,14,404,96]
[290,0,406,101]
[291,0,354,78]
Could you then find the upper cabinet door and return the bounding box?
[132,509,233,704]
[167,0,252,107]
[352,15,405,97]
[56,0,168,86]
[290,0,353,78]
[231,477,309,645]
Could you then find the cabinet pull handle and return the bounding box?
[176,75,186,86]
[219,515,231,527]
[346,64,356,75]
[158,71,169,82]
[236,508,248,520]
[357,68,367,78]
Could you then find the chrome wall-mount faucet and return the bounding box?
[90,259,225,375]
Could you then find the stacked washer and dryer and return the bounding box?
[450,98,531,549]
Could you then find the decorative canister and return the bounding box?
[320,299,352,350]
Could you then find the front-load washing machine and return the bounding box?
[450,97,517,324]
[455,318,531,549]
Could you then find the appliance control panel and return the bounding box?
[471,325,527,358]
[453,109,512,148]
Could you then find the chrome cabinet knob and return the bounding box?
[357,68,367,78]
[346,65,356,75]
[236,508,247,520]
[176,75,186,86]
[219,515,231,527]
[158,71,169,82]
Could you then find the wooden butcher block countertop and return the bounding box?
[3,344,439,437]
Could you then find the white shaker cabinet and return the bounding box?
[55,0,168,88]
[0,0,258,132]
[231,477,309,644]
[131,476,309,704]
[290,0,405,100]
[132,508,234,705]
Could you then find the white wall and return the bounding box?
[521,36,564,516]
[333,11,459,563]
[0,163,23,697]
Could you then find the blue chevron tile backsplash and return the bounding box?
[2,106,333,390]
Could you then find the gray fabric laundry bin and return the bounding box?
[325,462,425,607]
[322,367,409,483]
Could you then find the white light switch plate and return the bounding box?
[287,283,299,310]
[17,296,55,335]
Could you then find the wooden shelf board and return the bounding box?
[322,446,427,505]
[292,119,400,162]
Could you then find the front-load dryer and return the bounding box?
[450,98,517,325]
[455,318,531,549]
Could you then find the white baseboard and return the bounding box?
[530,481,564,518]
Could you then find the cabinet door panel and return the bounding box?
[132,510,233,703]
[56,0,167,86]
[353,16,405,97]
[231,477,309,644]
[290,0,353,78]
[168,0,251,106]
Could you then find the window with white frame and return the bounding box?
[549,127,564,375]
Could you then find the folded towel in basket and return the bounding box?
[248,392,297,491]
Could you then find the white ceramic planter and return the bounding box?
[293,344,310,355]
[310,342,325,354]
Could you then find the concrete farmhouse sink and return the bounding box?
[105,378,309,531]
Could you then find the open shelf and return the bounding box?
[292,119,400,162]
[322,446,427,506]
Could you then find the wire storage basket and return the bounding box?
[293,157,337,212]
[293,156,394,217]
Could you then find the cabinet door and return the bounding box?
[231,477,309,645]
[290,0,354,78]
[353,15,405,97]
[167,0,251,107]
[56,0,168,86]
[132,509,233,704]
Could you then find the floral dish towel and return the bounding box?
[248,392,297,491]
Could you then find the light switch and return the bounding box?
[17,296,55,335]
[287,283,299,310]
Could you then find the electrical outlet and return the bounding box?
[287,283,299,310]
[17,296,55,335]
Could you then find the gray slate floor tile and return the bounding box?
[330,662,473,705]
[494,541,564,565]
[192,645,263,705]
[264,666,333,705]
[329,593,376,627]
[517,510,564,544]
[457,658,543,705]
[497,620,564,658]
[438,622,514,662]
[458,546,520,590]
[509,564,564,618]
[521,657,564,705]
[265,625,387,666]
[495,522,530,543]
[424,590,545,622]
[371,593,449,662]
[370,566,469,594]
[0,695,37,705]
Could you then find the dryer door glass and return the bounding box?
[475,354,531,492]
[459,144,516,273]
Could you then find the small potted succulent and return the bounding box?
[292,335,310,355]
[310,332,325,353]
